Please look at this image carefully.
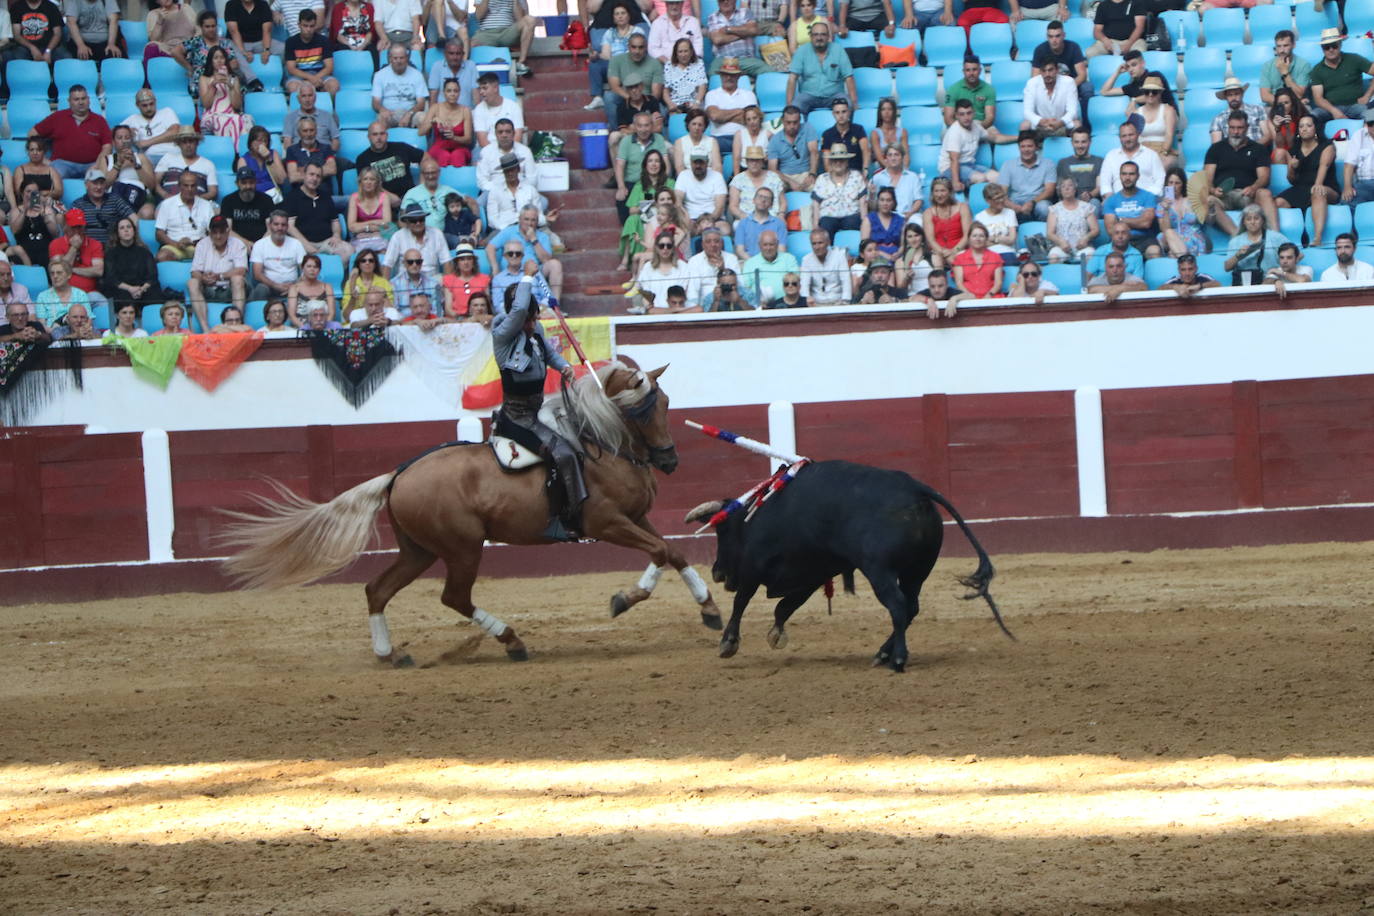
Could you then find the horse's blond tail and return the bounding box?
[219,472,396,590]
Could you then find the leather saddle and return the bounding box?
[489,410,546,472]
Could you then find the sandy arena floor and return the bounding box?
[2,541,1374,915]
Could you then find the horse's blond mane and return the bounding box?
[547,361,648,457]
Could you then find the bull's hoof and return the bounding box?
[718,635,739,659]
[888,658,907,674]
[610,592,630,618]
[506,647,530,662]
[701,611,723,631]
[766,625,788,650]
[871,650,890,667]
[392,653,415,669]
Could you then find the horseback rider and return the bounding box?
[492,258,588,541]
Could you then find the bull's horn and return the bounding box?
[684,500,725,524]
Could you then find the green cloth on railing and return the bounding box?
[104,333,184,388]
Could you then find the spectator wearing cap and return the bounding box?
[188,215,249,329]
[999,130,1057,222]
[1310,28,1374,124]
[943,58,996,129]
[1343,109,1374,206]
[156,170,218,262]
[811,143,866,237]
[1259,30,1312,107]
[820,99,868,174]
[1209,77,1272,146]
[855,256,906,306]
[486,204,563,301]
[284,162,355,261]
[121,89,183,164]
[766,106,820,192]
[70,168,134,245]
[1022,52,1079,138]
[1085,0,1145,59]
[649,0,702,63]
[222,166,277,245]
[704,59,759,157]
[476,118,535,192]
[249,210,307,301]
[48,208,109,308]
[487,150,547,232]
[706,0,769,78]
[606,31,665,131]
[154,126,220,202]
[31,85,112,181]
[383,201,453,277]
[609,72,666,154]
[473,72,526,147]
[733,186,787,258]
[675,151,731,239]
[786,20,855,115]
[372,45,430,129]
[1098,116,1163,198]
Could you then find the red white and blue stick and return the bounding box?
[684,420,803,465]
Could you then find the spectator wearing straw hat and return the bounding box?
[1209,77,1272,146]
[785,19,855,115]
[154,126,219,202]
[1310,28,1374,124]
[811,143,867,237]
[1340,108,1374,206]
[705,59,759,155]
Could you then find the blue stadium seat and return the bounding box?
[1041,135,1071,161]
[903,106,944,145]
[139,219,158,250]
[54,59,98,99]
[1327,118,1361,142]
[1143,257,1179,289]
[965,181,987,213]
[1159,11,1201,52]
[165,93,196,126]
[338,129,370,161]
[992,105,1021,138]
[786,232,811,261]
[340,169,359,195]
[1064,18,1095,50]
[835,29,875,50]
[336,92,377,130]
[103,94,137,124]
[1197,253,1230,284]
[807,109,835,134]
[910,144,942,179]
[1302,247,1335,276]
[1228,44,1270,79]
[6,61,52,98]
[0,139,27,163]
[923,26,968,71]
[255,56,284,91]
[1200,8,1245,49]
[334,50,376,92]
[1015,220,1047,249]
[442,165,479,196]
[245,93,288,126]
[200,135,237,172]
[1204,211,1238,252]
[854,68,893,108]
[834,229,861,256]
[1181,47,1228,91]
[1089,133,1117,159]
[853,107,878,131]
[61,181,83,206]
[1354,202,1374,241]
[319,254,345,292]
[1002,264,1018,293]
[893,67,938,106]
[118,20,148,59]
[990,60,1030,101]
[243,300,268,329]
[424,47,445,72]
[666,112,687,142]
[390,127,420,147]
[89,302,111,332]
[1246,6,1292,45]
[1346,6,1374,37]
[1293,39,1320,63]
[754,72,788,111]
[1012,19,1048,59]
[1042,263,1082,295]
[969,22,1013,62]
[145,57,186,96]
[1292,2,1335,40]
[8,99,51,137]
[99,58,145,99]
[1344,38,1374,61]
[157,261,193,294]
[1141,50,1179,86]
[1087,54,1125,90]
[1276,207,1304,243]
[470,47,510,65]
[785,190,810,213]
[1308,205,1351,242]
[1087,95,1129,127]
[887,28,922,57]
[12,264,48,295]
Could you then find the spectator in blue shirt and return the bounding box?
[1087,221,1145,277]
[998,130,1057,222]
[733,186,788,258]
[1101,160,1160,258]
[786,20,855,114]
[766,106,820,191]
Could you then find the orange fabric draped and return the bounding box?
[177,332,265,392]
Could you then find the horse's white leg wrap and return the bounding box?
[680,566,710,604]
[638,563,664,593]
[369,614,393,657]
[471,608,509,638]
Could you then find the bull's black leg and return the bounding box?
[719,583,758,659]
[867,573,911,673]
[768,586,820,650]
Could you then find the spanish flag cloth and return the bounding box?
[460,316,612,410]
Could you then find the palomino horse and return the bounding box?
[221,362,723,665]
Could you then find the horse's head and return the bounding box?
[606,364,678,474]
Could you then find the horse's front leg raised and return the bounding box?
[606,516,722,630]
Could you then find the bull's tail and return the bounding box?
[218,472,396,589]
[917,485,1015,641]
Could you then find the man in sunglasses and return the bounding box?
[489,239,554,313]
[1008,262,1059,305]
[383,201,451,278]
[392,248,442,312]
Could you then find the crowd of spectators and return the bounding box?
[3,0,1374,348]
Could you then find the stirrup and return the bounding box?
[543,517,580,542]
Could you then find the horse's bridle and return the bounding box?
[612,373,676,468]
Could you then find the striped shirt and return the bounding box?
[479,0,517,31]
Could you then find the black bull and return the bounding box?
[684,460,1014,672]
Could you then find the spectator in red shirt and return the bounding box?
[31,84,111,180]
[48,208,110,308]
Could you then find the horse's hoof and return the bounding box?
[701,612,723,631]
[610,592,629,618]
[718,636,739,659]
[766,625,788,650]
[392,653,415,669]
[506,647,530,662]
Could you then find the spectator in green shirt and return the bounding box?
[1259,30,1313,106]
[942,57,996,129]
[1309,29,1374,124]
[614,111,670,219]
